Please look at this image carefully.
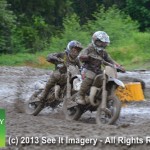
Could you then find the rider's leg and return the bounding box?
[78,77,93,105]
[92,74,103,87]
[77,70,96,105]
[39,71,61,102]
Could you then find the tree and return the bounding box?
[72,0,101,24]
[125,0,150,31]
[85,5,139,45]
[0,0,16,53]
[49,13,89,52]
[6,0,73,53]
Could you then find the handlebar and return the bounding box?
[103,60,126,73]
[89,54,126,73]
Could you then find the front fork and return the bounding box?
[63,69,71,114]
[101,79,117,110]
[101,73,107,110]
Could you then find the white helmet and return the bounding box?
[92,31,110,52]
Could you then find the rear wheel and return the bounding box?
[96,95,121,125]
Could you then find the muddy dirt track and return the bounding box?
[0,66,150,150]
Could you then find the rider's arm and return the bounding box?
[103,51,126,72]
[78,48,90,62]
[75,57,81,68]
[46,52,65,64]
[103,50,118,65]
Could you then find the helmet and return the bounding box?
[66,40,83,59]
[92,31,110,52]
[66,40,83,54]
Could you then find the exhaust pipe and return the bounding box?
[55,85,60,100]
[89,86,100,106]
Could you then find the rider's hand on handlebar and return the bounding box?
[53,57,64,63]
[114,64,126,73]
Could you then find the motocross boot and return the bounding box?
[77,77,93,105]
[39,71,60,102]
[77,95,86,105]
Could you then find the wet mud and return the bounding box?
[0,66,150,150]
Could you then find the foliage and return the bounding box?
[72,0,100,24]
[72,0,126,24]
[108,32,150,70]
[85,5,139,45]
[3,0,73,54]
[49,13,90,52]
[0,0,149,54]
[1,31,150,70]
[0,52,53,69]
[0,0,16,53]
[0,0,149,71]
[125,0,150,31]
[14,16,51,53]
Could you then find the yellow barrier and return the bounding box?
[116,82,145,102]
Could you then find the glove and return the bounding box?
[115,64,126,73]
[52,56,64,64]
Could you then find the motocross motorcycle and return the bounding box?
[25,58,81,116]
[25,80,67,116]
[63,55,125,125]
[25,58,67,116]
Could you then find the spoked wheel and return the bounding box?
[25,90,44,116]
[25,99,44,116]
[65,105,83,121]
[63,93,83,121]
[96,95,121,125]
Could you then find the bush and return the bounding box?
[85,5,139,46]
[49,13,90,52]
[108,31,150,69]
[0,0,16,53]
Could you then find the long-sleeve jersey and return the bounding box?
[79,44,116,74]
[47,52,80,73]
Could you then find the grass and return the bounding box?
[108,45,150,70]
[108,32,150,70]
[0,32,150,71]
[0,49,149,71]
[0,52,55,70]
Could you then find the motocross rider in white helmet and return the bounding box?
[77,31,125,105]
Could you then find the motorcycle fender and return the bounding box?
[113,79,125,88]
[34,81,46,90]
[73,77,82,91]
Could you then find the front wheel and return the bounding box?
[25,90,44,116]
[96,95,121,125]
[63,94,83,121]
[65,105,83,121]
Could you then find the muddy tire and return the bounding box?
[63,93,83,121]
[25,90,44,115]
[65,105,83,121]
[32,102,44,116]
[96,95,121,125]
[25,99,44,115]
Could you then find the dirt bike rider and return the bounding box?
[39,40,83,102]
[77,31,125,105]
